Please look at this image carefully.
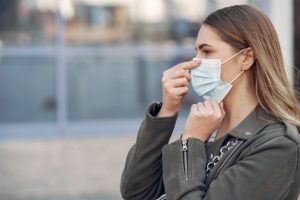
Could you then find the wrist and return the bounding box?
[182,132,205,142]
[157,105,178,117]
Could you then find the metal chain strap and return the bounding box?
[205,138,239,175]
[156,138,239,200]
[157,194,167,200]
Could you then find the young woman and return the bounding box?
[121,5,300,200]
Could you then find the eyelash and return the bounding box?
[195,48,210,54]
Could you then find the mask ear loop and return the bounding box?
[221,48,247,65]
[229,70,245,84]
[224,48,248,84]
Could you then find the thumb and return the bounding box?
[220,102,226,118]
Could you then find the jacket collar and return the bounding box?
[228,106,279,140]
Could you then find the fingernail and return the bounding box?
[192,58,201,64]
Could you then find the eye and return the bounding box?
[201,49,211,55]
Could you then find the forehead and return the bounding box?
[196,25,224,47]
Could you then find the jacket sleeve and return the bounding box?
[162,136,299,200]
[120,102,178,200]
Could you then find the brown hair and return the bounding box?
[203,5,300,129]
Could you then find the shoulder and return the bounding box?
[246,121,300,157]
[281,121,300,145]
[255,106,300,145]
[258,121,300,145]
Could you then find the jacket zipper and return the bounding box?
[181,140,189,181]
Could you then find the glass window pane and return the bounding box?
[63,1,128,45]
[66,50,197,121]
[0,56,56,123]
[0,0,56,46]
[67,55,144,120]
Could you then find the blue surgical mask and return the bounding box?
[191,49,246,102]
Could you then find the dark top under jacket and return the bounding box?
[120,102,300,200]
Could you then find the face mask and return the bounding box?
[191,49,246,102]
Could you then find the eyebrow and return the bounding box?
[195,43,213,50]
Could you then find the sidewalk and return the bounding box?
[0,136,136,200]
[1,135,299,200]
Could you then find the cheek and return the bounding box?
[220,68,229,82]
[221,63,240,82]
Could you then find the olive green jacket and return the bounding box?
[120,102,300,200]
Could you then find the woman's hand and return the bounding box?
[157,59,201,117]
[182,101,225,141]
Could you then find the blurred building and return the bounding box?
[0,0,298,199]
[0,0,297,137]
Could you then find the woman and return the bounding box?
[121,5,300,200]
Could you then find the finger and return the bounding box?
[181,88,189,97]
[169,86,189,97]
[220,102,226,117]
[197,103,205,114]
[191,104,198,114]
[203,101,214,113]
[176,59,201,70]
[211,101,222,118]
[167,77,189,88]
[184,70,191,81]
[164,68,191,81]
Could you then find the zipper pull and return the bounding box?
[182,140,188,151]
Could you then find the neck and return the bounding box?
[217,71,258,139]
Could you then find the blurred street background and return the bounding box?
[0,0,299,199]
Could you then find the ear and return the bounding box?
[241,48,255,70]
